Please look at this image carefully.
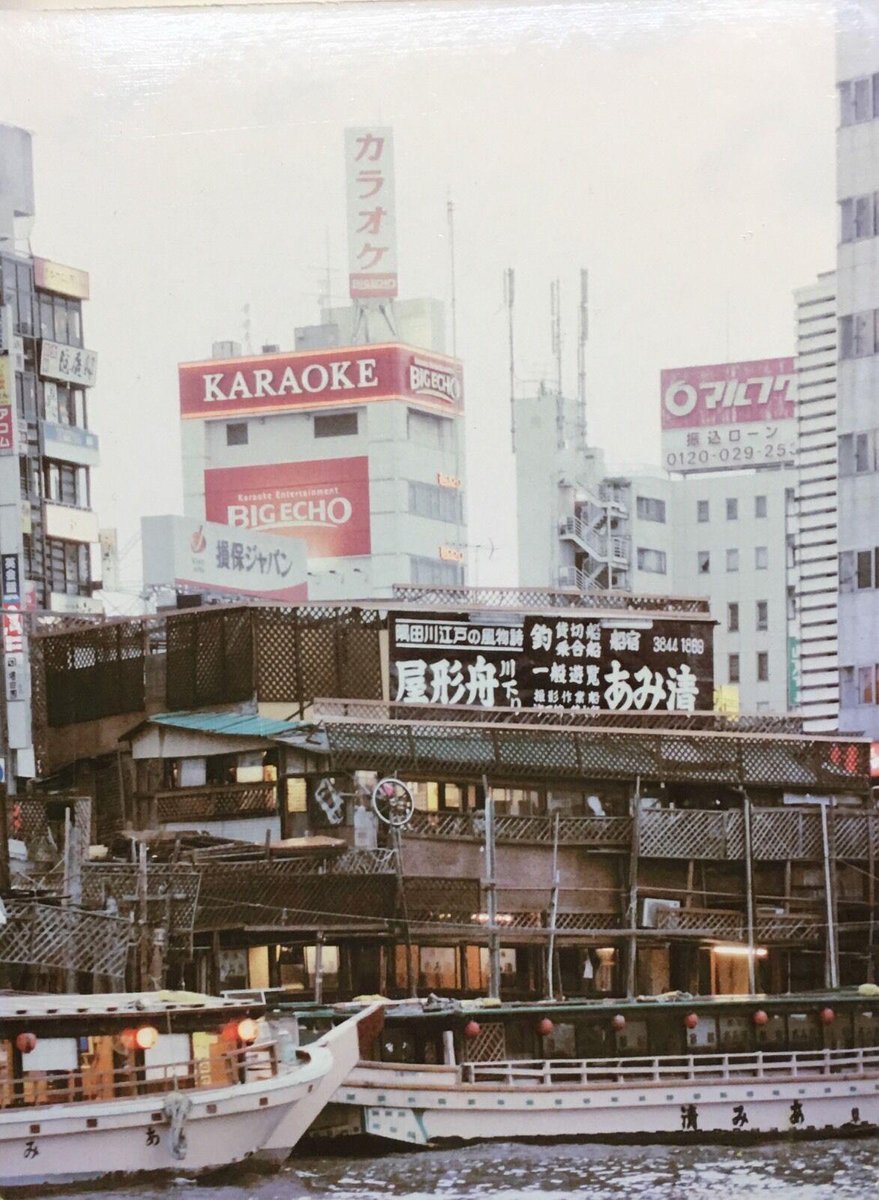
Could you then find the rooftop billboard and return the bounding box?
[179,343,463,421]
[661,357,795,474]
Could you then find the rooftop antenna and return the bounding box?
[503,268,516,450]
[577,268,589,449]
[447,195,458,358]
[551,278,564,448]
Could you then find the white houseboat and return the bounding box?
[0,989,365,1188]
[304,988,879,1147]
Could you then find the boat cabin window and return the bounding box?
[192,1031,238,1088]
[717,1015,751,1052]
[144,1034,192,1084]
[787,1013,821,1049]
[20,1037,78,1105]
[684,1015,717,1051]
[854,1010,878,1047]
[615,1018,648,1054]
[379,1027,417,1064]
[755,1012,786,1049]
[542,1022,576,1059]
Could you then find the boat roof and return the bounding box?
[290,986,879,1023]
[0,989,252,1020]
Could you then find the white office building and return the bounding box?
[836,17,879,735]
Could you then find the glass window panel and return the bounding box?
[857,549,873,588]
[728,602,739,632]
[841,197,856,242]
[858,666,874,705]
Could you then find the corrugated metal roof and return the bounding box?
[149,711,307,739]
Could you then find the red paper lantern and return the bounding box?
[612,1013,626,1031]
[236,1017,259,1043]
[536,1017,554,1037]
[820,1007,835,1025]
[684,1012,699,1030]
[753,1009,769,1027]
[134,1025,159,1051]
[464,1020,481,1039]
[15,1032,37,1054]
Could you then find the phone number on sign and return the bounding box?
[666,443,794,469]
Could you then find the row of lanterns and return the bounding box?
[462,1008,838,1040]
[12,1018,260,1056]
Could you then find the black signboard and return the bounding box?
[389,611,714,713]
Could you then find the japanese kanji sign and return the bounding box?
[178,343,463,418]
[661,357,796,473]
[389,612,714,713]
[204,456,371,558]
[345,126,398,299]
[141,515,308,603]
[39,339,98,388]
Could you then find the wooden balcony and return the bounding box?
[652,904,821,944]
[639,807,879,862]
[405,810,632,848]
[146,780,279,825]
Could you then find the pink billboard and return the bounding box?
[204,456,371,559]
[179,343,463,421]
[660,357,795,429]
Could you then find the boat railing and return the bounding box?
[1,1040,283,1110]
[459,1044,879,1087]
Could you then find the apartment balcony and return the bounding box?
[141,780,279,826]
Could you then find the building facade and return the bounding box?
[836,21,879,736]
[179,305,467,603]
[793,272,838,732]
[0,124,102,789]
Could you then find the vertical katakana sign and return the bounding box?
[389,613,714,713]
[345,127,398,299]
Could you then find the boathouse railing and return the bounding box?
[459,1044,879,1086]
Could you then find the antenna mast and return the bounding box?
[577,268,589,449]
[551,278,563,448]
[504,267,516,451]
[447,196,458,358]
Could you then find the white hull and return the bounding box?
[0,1045,332,1187]
[330,1054,879,1146]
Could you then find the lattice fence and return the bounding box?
[0,901,130,982]
[81,863,201,948]
[254,606,383,706]
[460,1022,506,1062]
[751,810,823,860]
[403,877,481,915]
[40,619,146,727]
[166,607,254,711]
[405,811,631,846]
[391,584,710,615]
[654,906,744,938]
[152,781,278,824]
[639,810,743,860]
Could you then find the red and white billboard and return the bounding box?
[179,343,463,421]
[345,127,398,299]
[204,456,371,559]
[661,357,796,473]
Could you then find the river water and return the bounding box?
[45,1138,879,1200]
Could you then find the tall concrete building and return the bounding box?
[0,124,102,787]
[793,272,838,732]
[515,356,800,716]
[836,18,879,735]
[179,300,467,602]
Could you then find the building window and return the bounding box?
[697,550,710,574]
[408,480,464,524]
[726,498,738,521]
[408,407,450,447]
[756,652,769,683]
[729,654,740,684]
[838,430,878,476]
[314,411,359,438]
[839,310,879,359]
[697,500,709,523]
[857,549,874,589]
[728,602,739,632]
[839,666,857,709]
[410,554,463,586]
[46,537,91,596]
[226,422,248,446]
[839,74,878,126]
[636,496,666,523]
[840,193,879,243]
[755,546,768,570]
[840,550,856,591]
[43,460,89,508]
[756,600,768,631]
[755,495,767,518]
[858,665,875,705]
[726,548,739,573]
[636,547,667,574]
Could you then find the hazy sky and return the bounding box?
[1,0,855,600]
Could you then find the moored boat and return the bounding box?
[0,988,355,1187]
[301,988,879,1147]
